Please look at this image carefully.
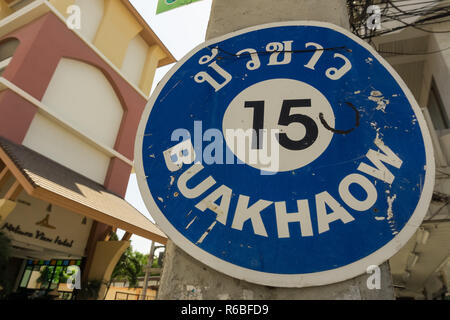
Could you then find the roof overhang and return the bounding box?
[0,136,167,244]
[122,0,177,67]
[0,0,176,90]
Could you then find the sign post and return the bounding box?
[136,0,434,299]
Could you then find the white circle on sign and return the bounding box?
[222,78,335,172]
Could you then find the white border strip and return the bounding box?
[134,21,435,288]
[0,77,133,166]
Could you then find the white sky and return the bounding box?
[117,0,213,254]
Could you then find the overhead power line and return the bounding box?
[347,0,450,41]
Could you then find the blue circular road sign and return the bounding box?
[135,21,434,287]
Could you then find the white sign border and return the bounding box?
[134,21,435,288]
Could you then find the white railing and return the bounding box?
[0,77,133,166]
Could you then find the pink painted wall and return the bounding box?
[0,13,148,197]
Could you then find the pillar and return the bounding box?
[93,0,142,68]
[139,45,167,96]
[0,0,12,20]
[87,240,130,299]
[0,199,16,221]
[158,0,395,300]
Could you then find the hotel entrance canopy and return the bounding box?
[0,136,167,244]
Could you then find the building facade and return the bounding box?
[363,0,450,300]
[0,0,174,300]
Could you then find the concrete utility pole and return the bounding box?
[140,240,156,300]
[157,0,395,300]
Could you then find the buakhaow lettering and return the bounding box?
[162,133,402,238]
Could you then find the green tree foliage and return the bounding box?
[102,233,150,299]
[36,266,52,289]
[36,266,71,290]
[77,279,102,300]
[111,246,147,288]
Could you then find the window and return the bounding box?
[18,259,82,293]
[0,38,19,76]
[427,80,449,131]
[19,266,32,288]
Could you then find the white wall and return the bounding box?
[121,35,148,86]
[74,0,104,43]
[22,58,126,184]
[41,58,124,149]
[2,191,93,257]
[0,38,19,61]
[23,114,111,184]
